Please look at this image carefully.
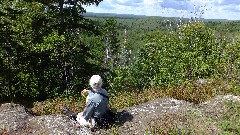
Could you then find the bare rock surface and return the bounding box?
[0,103,32,134]
[0,103,91,135]
[115,98,192,134]
[0,95,239,135]
[198,95,240,119]
[26,115,90,135]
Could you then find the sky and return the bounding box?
[84,0,240,20]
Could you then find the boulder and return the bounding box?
[0,103,31,134]
[0,103,91,135]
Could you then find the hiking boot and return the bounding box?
[62,106,77,121]
[62,106,69,114]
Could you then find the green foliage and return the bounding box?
[0,0,105,101]
[178,23,220,78]
[90,16,239,91]
[112,22,234,89]
[31,96,86,115]
[102,18,120,68]
[1,0,239,103]
[107,66,133,91]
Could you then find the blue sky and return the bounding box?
[84,0,240,20]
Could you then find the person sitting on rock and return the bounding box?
[76,75,109,128]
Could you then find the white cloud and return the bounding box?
[84,0,240,20]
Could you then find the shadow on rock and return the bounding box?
[95,109,133,131]
[115,110,133,126]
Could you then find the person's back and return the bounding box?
[77,75,110,128]
[82,88,109,120]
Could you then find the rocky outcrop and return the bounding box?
[1,95,239,135]
[0,103,90,135]
[115,98,192,134]
[0,103,32,134]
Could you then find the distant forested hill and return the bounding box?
[84,12,240,57]
[84,12,147,18]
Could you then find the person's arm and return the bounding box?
[81,89,89,96]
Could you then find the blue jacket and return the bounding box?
[82,88,109,120]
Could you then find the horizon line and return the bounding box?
[84,12,238,21]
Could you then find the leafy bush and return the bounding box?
[107,66,135,92]
[31,96,86,115]
[110,22,237,89]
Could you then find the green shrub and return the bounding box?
[110,22,234,89]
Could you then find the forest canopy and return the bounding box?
[0,0,239,102]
